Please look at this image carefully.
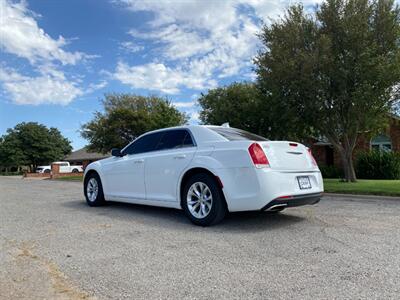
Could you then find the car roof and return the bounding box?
[133,125,227,145]
[143,124,226,132]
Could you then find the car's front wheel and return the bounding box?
[84,172,105,207]
[182,173,227,226]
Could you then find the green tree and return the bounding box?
[81,94,188,153]
[255,0,400,181]
[0,135,25,172]
[198,82,273,136]
[0,122,72,171]
[198,82,308,140]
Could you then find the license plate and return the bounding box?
[297,176,311,189]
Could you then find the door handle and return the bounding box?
[174,154,186,159]
[134,159,144,163]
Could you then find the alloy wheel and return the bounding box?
[86,178,98,202]
[186,182,213,219]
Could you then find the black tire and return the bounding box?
[182,173,227,226]
[72,168,79,173]
[44,169,51,174]
[84,172,106,207]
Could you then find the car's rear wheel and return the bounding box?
[84,172,105,207]
[72,168,79,173]
[182,173,227,226]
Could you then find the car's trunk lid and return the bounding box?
[259,141,314,170]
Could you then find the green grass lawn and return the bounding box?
[54,175,83,181]
[324,179,400,197]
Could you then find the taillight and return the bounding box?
[307,148,317,167]
[277,195,293,199]
[248,143,270,168]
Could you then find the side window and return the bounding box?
[123,132,163,155]
[183,132,194,147]
[156,130,194,151]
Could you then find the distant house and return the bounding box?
[64,147,110,170]
[310,114,400,168]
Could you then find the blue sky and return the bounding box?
[0,0,331,149]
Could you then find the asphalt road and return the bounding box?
[0,176,399,300]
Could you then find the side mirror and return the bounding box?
[111,148,123,157]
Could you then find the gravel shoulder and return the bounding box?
[1,177,399,299]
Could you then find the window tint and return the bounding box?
[156,130,194,151]
[183,132,194,147]
[123,132,163,155]
[209,127,268,141]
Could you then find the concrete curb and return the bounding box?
[324,192,400,201]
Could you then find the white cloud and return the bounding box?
[114,62,181,94]
[172,101,196,108]
[115,0,322,93]
[0,67,82,105]
[119,41,144,53]
[0,0,102,105]
[0,0,90,65]
[87,80,108,93]
[128,24,213,60]
[114,61,217,94]
[189,111,200,123]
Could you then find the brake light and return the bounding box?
[307,148,317,167]
[248,143,270,168]
[289,143,298,147]
[277,195,293,199]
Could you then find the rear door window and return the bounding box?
[156,130,194,151]
[208,127,268,141]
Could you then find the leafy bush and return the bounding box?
[356,151,400,179]
[319,165,343,178]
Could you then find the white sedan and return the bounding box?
[83,125,323,226]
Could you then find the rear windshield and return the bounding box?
[209,127,268,141]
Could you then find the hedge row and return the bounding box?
[320,151,400,180]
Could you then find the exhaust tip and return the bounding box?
[266,204,287,211]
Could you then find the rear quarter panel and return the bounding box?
[180,141,260,211]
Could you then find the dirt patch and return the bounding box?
[0,240,95,300]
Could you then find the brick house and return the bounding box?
[310,114,400,168]
[64,147,110,170]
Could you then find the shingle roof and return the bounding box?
[64,147,110,162]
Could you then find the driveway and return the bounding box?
[0,177,399,299]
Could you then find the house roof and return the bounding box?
[64,147,110,162]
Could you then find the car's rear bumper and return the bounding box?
[216,167,324,212]
[261,192,322,211]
